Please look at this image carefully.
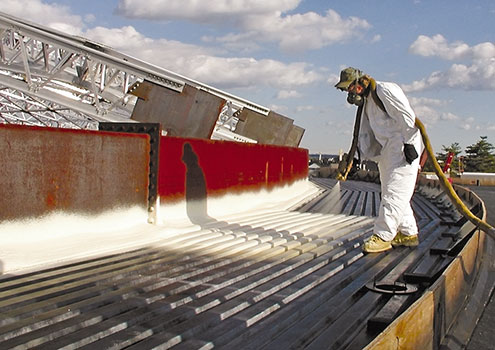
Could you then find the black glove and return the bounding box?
[403,144,418,164]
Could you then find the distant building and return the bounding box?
[309,153,338,166]
[458,172,495,186]
[309,163,321,177]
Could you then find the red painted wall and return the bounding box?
[158,136,308,202]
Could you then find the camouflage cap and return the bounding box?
[335,67,363,90]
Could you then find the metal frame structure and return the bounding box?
[0,86,99,129]
[0,11,269,138]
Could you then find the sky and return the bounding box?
[1,0,495,155]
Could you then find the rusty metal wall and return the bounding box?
[131,81,224,139]
[285,125,305,147]
[99,122,160,218]
[0,124,150,221]
[235,109,295,146]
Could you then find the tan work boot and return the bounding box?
[363,234,392,253]
[391,232,419,247]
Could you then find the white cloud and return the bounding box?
[409,34,470,60]
[117,1,371,52]
[277,90,302,99]
[410,34,495,61]
[408,95,480,137]
[409,96,447,107]
[0,1,324,91]
[460,117,475,130]
[269,104,289,113]
[326,120,353,136]
[404,35,495,92]
[116,0,301,21]
[0,0,84,35]
[184,56,321,89]
[296,105,314,112]
[203,33,261,54]
[241,9,371,52]
[327,73,340,87]
[410,104,440,124]
[403,59,495,92]
[371,34,382,43]
[408,96,459,125]
[441,112,460,121]
[85,26,209,59]
[472,42,495,59]
[402,71,442,92]
[84,14,96,23]
[85,26,322,90]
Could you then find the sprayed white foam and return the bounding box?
[158,179,319,225]
[0,207,149,242]
[210,179,318,216]
[0,179,320,275]
[0,207,168,274]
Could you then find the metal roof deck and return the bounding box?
[0,178,481,349]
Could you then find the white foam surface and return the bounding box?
[0,180,319,275]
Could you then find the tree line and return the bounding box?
[425,136,495,174]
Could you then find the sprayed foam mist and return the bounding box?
[327,181,343,214]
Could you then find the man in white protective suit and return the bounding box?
[335,67,423,253]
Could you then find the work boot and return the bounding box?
[391,232,419,247]
[363,234,392,253]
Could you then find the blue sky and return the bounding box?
[2,0,495,155]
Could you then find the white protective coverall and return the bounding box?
[358,81,422,241]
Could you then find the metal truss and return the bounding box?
[0,12,187,125]
[0,11,268,139]
[0,85,98,129]
[211,101,257,143]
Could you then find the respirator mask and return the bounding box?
[345,79,365,106]
[347,91,364,106]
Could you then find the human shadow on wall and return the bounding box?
[182,143,214,225]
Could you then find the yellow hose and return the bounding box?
[415,118,495,239]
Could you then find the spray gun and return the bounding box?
[336,104,363,181]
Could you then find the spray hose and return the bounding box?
[415,118,495,239]
[336,105,363,182]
